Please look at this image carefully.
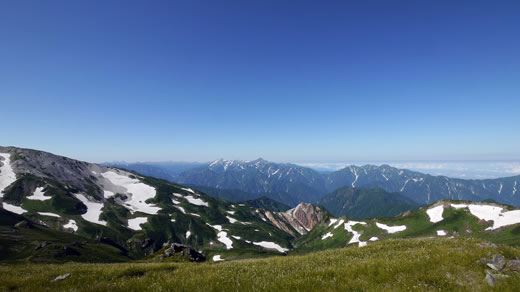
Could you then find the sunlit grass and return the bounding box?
[1,237,519,291]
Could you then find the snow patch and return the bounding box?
[27,187,52,201]
[226,216,238,224]
[328,218,338,226]
[63,219,78,231]
[252,241,289,253]
[426,205,444,223]
[73,193,107,226]
[217,231,233,249]
[369,237,379,241]
[437,230,447,236]
[185,195,208,207]
[207,224,223,231]
[375,222,407,233]
[322,232,333,240]
[186,230,191,238]
[2,202,27,214]
[181,187,195,193]
[128,217,148,231]
[212,255,224,262]
[101,171,160,215]
[344,221,367,247]
[226,210,235,215]
[175,206,186,214]
[0,153,16,197]
[37,212,61,218]
[333,219,345,230]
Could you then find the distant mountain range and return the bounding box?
[170,159,520,207]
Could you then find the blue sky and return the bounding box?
[1,0,519,163]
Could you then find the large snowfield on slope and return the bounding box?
[0,153,16,197]
[73,193,107,226]
[101,170,161,215]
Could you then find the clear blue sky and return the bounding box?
[1,0,519,163]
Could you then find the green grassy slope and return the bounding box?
[0,209,132,263]
[1,238,519,291]
[294,200,520,254]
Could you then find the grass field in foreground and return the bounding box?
[1,238,520,291]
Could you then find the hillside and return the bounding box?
[240,196,291,212]
[294,200,520,254]
[2,238,520,291]
[0,147,325,263]
[317,187,420,219]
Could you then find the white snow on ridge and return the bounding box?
[322,232,333,240]
[63,219,78,231]
[333,219,345,230]
[217,231,233,249]
[213,255,224,262]
[181,187,195,194]
[447,203,520,230]
[369,237,379,241]
[0,153,16,197]
[344,221,367,247]
[375,222,406,233]
[73,193,107,226]
[426,205,444,223]
[27,187,52,201]
[328,218,338,226]
[101,171,161,215]
[451,203,468,209]
[185,195,208,207]
[467,204,520,230]
[186,230,191,238]
[252,241,289,253]
[37,212,61,218]
[2,202,27,214]
[128,217,148,231]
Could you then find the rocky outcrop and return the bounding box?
[162,243,205,262]
[259,202,324,237]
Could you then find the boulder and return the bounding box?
[162,243,205,262]
[507,259,520,271]
[485,274,496,287]
[492,254,506,270]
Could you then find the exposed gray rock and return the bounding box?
[51,273,71,282]
[477,241,497,248]
[492,254,506,270]
[507,259,520,271]
[485,274,496,287]
[487,263,499,271]
[162,243,205,262]
[484,274,497,287]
